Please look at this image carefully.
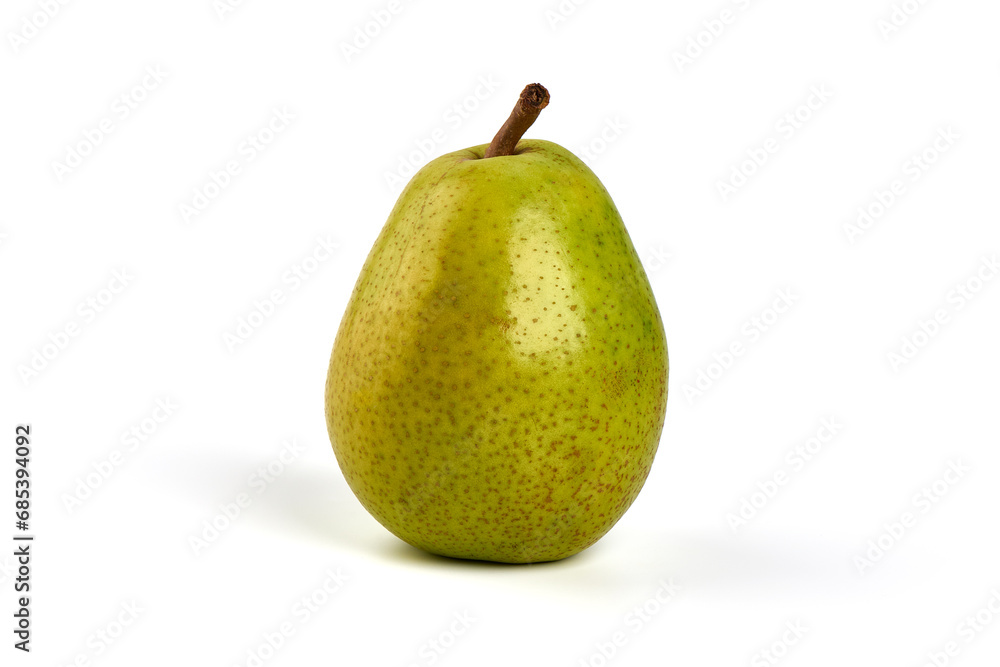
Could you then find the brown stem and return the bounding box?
[483,83,550,158]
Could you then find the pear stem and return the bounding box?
[483,83,550,158]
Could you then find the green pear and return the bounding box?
[325,84,668,563]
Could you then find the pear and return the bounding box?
[325,84,668,563]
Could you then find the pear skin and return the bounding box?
[326,138,668,563]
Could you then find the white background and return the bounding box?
[2,0,999,665]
